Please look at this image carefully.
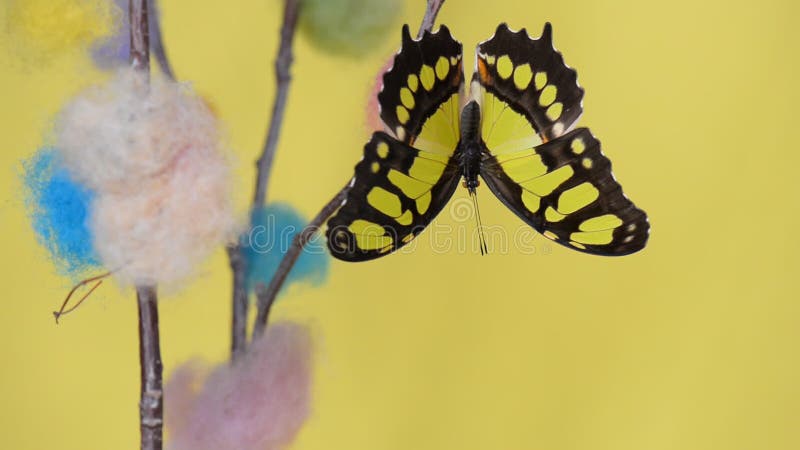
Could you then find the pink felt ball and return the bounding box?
[166,322,314,450]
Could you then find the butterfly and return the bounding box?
[326,23,649,261]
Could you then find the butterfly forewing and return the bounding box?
[481,128,649,255]
[327,133,461,261]
[379,25,464,155]
[476,23,583,144]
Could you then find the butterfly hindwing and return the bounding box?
[477,23,583,143]
[481,127,649,255]
[379,24,463,156]
[326,132,461,261]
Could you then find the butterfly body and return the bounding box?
[458,100,483,193]
[326,23,649,261]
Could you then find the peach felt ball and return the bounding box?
[90,146,234,286]
[55,68,235,287]
[55,69,219,192]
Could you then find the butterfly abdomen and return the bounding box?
[459,101,483,191]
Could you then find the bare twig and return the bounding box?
[130,1,163,449]
[227,244,249,360]
[229,0,302,359]
[129,0,150,75]
[52,271,112,323]
[253,184,349,337]
[149,0,175,79]
[253,0,301,206]
[251,0,447,336]
[137,286,163,450]
[417,0,446,38]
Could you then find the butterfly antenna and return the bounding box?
[470,190,488,255]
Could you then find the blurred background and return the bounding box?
[1,0,799,449]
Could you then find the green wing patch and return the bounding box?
[480,127,649,255]
[476,23,583,142]
[326,132,460,261]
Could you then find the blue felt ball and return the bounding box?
[22,148,100,278]
[242,203,329,295]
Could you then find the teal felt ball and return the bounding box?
[242,203,329,295]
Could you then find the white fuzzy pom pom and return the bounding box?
[91,148,234,286]
[56,69,219,192]
[55,68,235,287]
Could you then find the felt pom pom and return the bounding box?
[166,322,314,450]
[300,0,402,56]
[90,142,234,286]
[54,68,234,286]
[242,203,329,294]
[3,0,121,65]
[21,148,100,279]
[56,69,219,192]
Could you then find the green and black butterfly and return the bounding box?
[326,23,649,262]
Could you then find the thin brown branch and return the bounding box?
[52,271,112,323]
[252,184,349,337]
[251,0,447,337]
[129,0,150,74]
[227,244,249,361]
[417,0,446,38]
[149,0,175,79]
[130,2,162,450]
[252,0,301,206]
[137,286,163,450]
[229,0,302,359]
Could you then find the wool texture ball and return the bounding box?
[56,69,219,192]
[3,0,120,65]
[54,68,234,286]
[242,203,329,295]
[90,145,234,286]
[166,321,314,450]
[21,148,100,279]
[300,0,402,56]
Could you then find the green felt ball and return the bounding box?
[299,0,403,56]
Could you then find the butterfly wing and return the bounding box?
[476,22,583,148]
[379,24,464,156]
[481,128,648,255]
[477,24,649,255]
[327,133,461,261]
[326,25,465,261]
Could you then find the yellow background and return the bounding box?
[1,0,799,449]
